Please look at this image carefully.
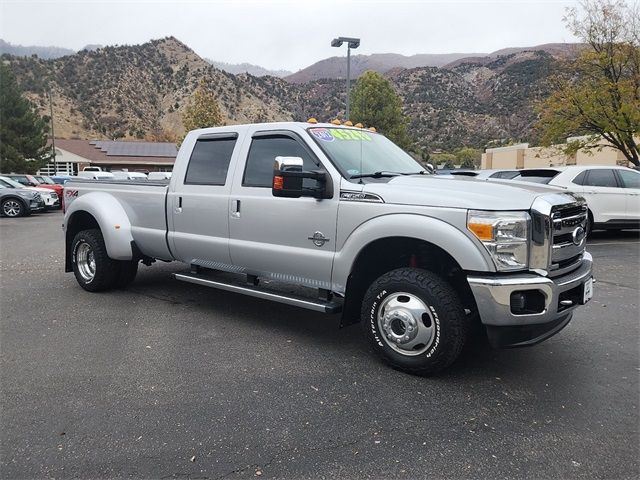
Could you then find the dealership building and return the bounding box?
[38,139,177,175]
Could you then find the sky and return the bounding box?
[0,0,584,72]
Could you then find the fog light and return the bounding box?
[510,290,546,315]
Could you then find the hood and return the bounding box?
[26,186,56,195]
[362,175,575,210]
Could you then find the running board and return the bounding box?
[174,273,342,314]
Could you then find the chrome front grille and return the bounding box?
[549,203,588,276]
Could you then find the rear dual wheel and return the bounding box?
[72,229,138,291]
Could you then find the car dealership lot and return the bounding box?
[1,212,638,479]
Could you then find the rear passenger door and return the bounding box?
[168,133,239,267]
[579,169,627,223]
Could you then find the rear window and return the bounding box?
[184,137,237,186]
[618,169,640,189]
[513,175,554,184]
[572,171,587,185]
[489,171,520,179]
[584,169,618,187]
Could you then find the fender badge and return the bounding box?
[308,231,330,247]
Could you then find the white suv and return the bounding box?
[512,166,640,233]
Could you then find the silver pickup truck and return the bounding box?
[63,122,593,374]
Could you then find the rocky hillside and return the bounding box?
[3,37,293,140]
[3,37,568,150]
[393,50,559,150]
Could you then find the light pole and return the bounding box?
[331,36,360,120]
[47,87,58,175]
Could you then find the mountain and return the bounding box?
[2,37,570,150]
[443,43,581,69]
[3,37,293,140]
[285,43,579,83]
[209,60,291,78]
[285,52,482,83]
[390,50,558,150]
[0,39,75,59]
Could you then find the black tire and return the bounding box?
[1,198,25,217]
[586,210,594,236]
[71,229,119,292]
[115,260,138,289]
[361,268,469,375]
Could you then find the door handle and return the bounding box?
[174,196,183,214]
[231,199,241,218]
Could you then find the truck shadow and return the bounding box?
[127,263,584,383]
[588,229,639,241]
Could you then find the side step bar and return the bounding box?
[174,273,342,314]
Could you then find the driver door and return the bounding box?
[228,129,339,289]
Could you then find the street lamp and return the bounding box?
[331,36,360,120]
[47,87,58,175]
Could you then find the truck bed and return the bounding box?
[65,179,172,260]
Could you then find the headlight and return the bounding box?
[467,210,530,271]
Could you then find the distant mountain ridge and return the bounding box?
[0,39,74,59]
[285,52,483,83]
[285,43,580,82]
[208,60,291,78]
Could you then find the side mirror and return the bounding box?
[272,156,332,199]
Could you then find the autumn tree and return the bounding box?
[0,64,50,173]
[182,81,225,134]
[350,71,410,148]
[537,0,640,166]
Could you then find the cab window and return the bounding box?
[243,135,320,188]
[184,136,237,186]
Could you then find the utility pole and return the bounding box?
[48,87,58,175]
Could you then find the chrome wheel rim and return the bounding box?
[377,292,435,356]
[3,200,21,217]
[76,242,96,282]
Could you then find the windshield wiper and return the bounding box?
[350,170,425,179]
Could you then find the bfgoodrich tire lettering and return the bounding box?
[361,268,469,375]
[71,229,119,292]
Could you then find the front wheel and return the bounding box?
[361,268,469,375]
[1,198,25,217]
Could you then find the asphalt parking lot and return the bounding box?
[1,211,639,479]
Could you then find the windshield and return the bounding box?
[308,127,423,180]
[37,176,55,184]
[0,177,26,189]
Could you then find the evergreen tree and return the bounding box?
[0,64,49,173]
[350,71,410,148]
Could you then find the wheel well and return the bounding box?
[65,211,100,272]
[341,237,477,325]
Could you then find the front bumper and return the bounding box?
[29,199,45,212]
[467,252,593,347]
